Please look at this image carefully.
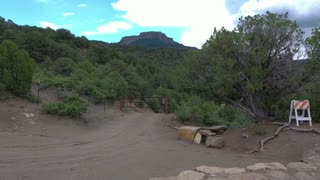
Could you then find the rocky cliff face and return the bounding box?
[119,31,195,49]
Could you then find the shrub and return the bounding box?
[25,93,41,104]
[176,95,252,126]
[42,102,62,114]
[251,123,267,135]
[0,40,34,96]
[61,95,88,117]
[154,87,182,113]
[42,94,88,117]
[146,98,161,113]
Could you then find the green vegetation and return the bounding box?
[0,40,34,96]
[42,94,88,117]
[0,13,319,124]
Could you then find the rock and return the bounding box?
[176,170,205,180]
[23,113,34,118]
[195,166,245,175]
[224,167,246,174]
[201,125,228,132]
[229,172,268,180]
[206,136,224,149]
[247,162,287,171]
[149,177,177,180]
[196,166,223,175]
[206,178,228,180]
[287,162,317,171]
[178,126,200,142]
[241,133,249,139]
[294,172,315,180]
[266,170,290,180]
[199,130,216,136]
[194,133,204,144]
[302,146,320,167]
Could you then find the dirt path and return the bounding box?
[0,97,318,180]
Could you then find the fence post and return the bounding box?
[164,96,168,114]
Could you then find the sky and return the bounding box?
[0,0,319,48]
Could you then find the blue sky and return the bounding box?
[0,0,319,48]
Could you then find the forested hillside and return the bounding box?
[0,12,319,125]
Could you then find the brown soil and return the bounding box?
[0,92,319,180]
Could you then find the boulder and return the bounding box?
[199,130,216,136]
[294,172,315,180]
[176,170,205,180]
[194,133,206,144]
[287,162,317,172]
[266,170,290,180]
[201,125,228,133]
[149,177,177,180]
[302,146,320,167]
[177,126,200,142]
[196,166,245,175]
[247,162,287,171]
[206,136,224,149]
[229,172,268,180]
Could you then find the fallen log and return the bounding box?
[283,127,320,135]
[247,123,289,153]
[248,124,320,154]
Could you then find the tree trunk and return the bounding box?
[249,94,268,120]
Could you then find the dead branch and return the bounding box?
[248,124,320,154]
[283,127,320,135]
[247,123,289,153]
[259,124,289,151]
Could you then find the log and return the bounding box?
[283,127,320,135]
[248,123,289,153]
[248,124,320,154]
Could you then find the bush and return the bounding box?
[42,94,88,117]
[154,87,182,113]
[25,93,41,104]
[176,96,251,126]
[0,40,34,96]
[61,95,88,117]
[146,98,161,113]
[42,102,62,114]
[251,123,267,135]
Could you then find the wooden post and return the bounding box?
[164,96,168,114]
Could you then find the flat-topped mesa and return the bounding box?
[119,31,196,49]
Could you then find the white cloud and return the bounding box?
[40,21,60,30]
[81,21,132,36]
[112,0,233,48]
[239,0,320,17]
[63,12,75,17]
[111,0,320,48]
[78,4,88,7]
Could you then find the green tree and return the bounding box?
[306,27,320,73]
[184,12,304,120]
[0,40,33,95]
[54,57,76,76]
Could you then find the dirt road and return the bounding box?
[0,97,314,180]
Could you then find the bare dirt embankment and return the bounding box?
[0,93,320,180]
